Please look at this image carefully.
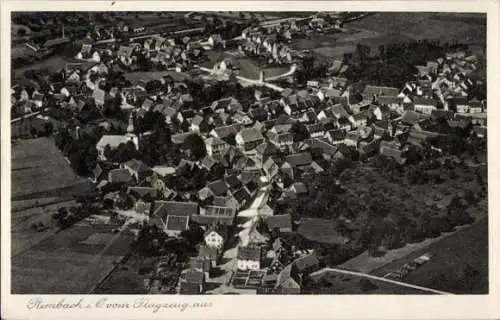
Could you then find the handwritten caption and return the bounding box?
[26,297,213,313]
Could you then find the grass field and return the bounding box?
[371,218,488,294]
[348,12,486,45]
[11,137,93,202]
[11,221,133,294]
[297,218,348,245]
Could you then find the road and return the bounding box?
[198,66,287,92]
[310,267,453,295]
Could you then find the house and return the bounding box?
[108,168,134,185]
[413,97,438,114]
[344,131,360,149]
[307,139,338,161]
[190,114,204,133]
[350,111,372,128]
[117,45,135,66]
[362,85,400,102]
[127,186,158,200]
[236,128,265,153]
[189,257,212,280]
[262,158,280,181]
[265,214,293,233]
[267,131,294,151]
[275,263,301,294]
[205,137,229,157]
[163,215,190,237]
[305,123,325,139]
[194,205,237,226]
[198,245,220,267]
[236,245,262,271]
[203,224,227,250]
[325,129,347,145]
[373,120,394,138]
[151,201,198,234]
[178,269,204,294]
[469,99,484,113]
[289,182,308,195]
[284,152,313,169]
[121,159,151,182]
[210,124,242,141]
[255,142,279,166]
[135,200,152,215]
[293,250,320,274]
[206,179,229,197]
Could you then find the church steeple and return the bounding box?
[127,112,135,133]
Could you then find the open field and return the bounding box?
[297,218,348,245]
[13,56,68,78]
[371,218,488,294]
[306,270,435,294]
[11,220,133,294]
[348,12,486,44]
[11,137,93,202]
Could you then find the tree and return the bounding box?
[182,134,207,161]
[291,121,310,142]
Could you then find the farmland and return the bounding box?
[11,137,93,202]
[11,220,134,294]
[371,218,489,294]
[348,12,486,45]
[291,12,486,62]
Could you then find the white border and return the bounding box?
[2,1,500,320]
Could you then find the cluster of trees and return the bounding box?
[52,203,100,229]
[54,129,99,176]
[341,40,470,88]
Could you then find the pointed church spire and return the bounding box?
[127,112,135,133]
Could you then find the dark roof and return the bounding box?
[265,214,293,231]
[237,245,261,261]
[362,85,399,99]
[179,282,202,294]
[108,168,133,183]
[224,174,242,190]
[123,159,151,174]
[207,179,229,196]
[238,128,264,143]
[198,245,219,260]
[165,215,190,231]
[293,251,319,272]
[232,187,251,205]
[213,124,242,139]
[401,111,430,125]
[153,201,198,219]
[285,152,313,167]
[182,269,204,284]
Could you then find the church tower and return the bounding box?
[126,112,139,150]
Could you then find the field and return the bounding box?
[297,218,348,245]
[13,56,68,78]
[348,12,486,45]
[371,218,489,294]
[306,270,434,294]
[291,12,486,62]
[94,253,150,294]
[11,220,133,294]
[11,137,93,202]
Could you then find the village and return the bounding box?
[10,11,488,295]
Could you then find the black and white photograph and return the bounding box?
[3,2,495,304]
